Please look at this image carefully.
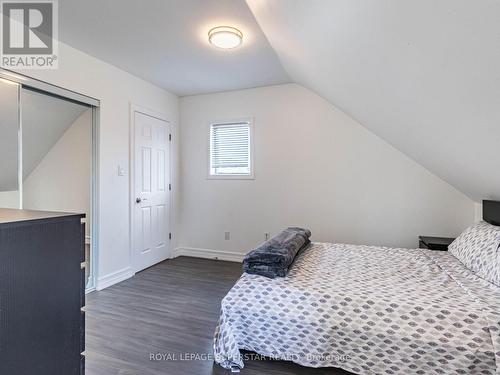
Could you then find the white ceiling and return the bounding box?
[246,0,500,202]
[56,0,499,202]
[0,84,88,191]
[58,0,290,96]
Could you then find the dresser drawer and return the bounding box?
[0,211,85,375]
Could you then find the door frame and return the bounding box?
[129,103,173,273]
[88,105,100,292]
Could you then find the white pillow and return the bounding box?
[449,221,500,286]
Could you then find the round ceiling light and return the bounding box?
[208,26,243,49]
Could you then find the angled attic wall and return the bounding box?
[179,84,475,254]
[0,191,20,209]
[246,0,500,202]
[23,110,92,235]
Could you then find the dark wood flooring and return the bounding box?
[85,257,352,375]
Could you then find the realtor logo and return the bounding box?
[1,0,58,69]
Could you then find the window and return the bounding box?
[209,120,253,178]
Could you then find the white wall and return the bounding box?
[474,202,483,223]
[15,41,179,290]
[23,110,91,236]
[179,84,475,256]
[0,191,19,209]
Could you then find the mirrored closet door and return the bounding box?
[0,76,96,291]
[0,78,20,209]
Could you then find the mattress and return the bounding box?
[214,242,500,374]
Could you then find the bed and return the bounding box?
[214,202,500,374]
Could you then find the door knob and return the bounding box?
[136,197,142,203]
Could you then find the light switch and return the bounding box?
[118,165,126,176]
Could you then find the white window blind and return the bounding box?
[210,121,252,177]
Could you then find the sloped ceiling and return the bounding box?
[246,0,500,202]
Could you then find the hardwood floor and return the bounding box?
[85,257,352,375]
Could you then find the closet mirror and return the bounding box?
[0,78,20,209]
[21,89,91,216]
[21,88,93,286]
[0,76,95,290]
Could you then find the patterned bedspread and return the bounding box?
[214,243,500,374]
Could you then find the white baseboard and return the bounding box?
[174,247,244,263]
[96,267,135,291]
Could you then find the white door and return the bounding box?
[133,111,171,272]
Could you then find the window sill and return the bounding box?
[206,174,255,180]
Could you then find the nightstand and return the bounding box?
[419,236,455,251]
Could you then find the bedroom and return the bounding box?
[0,1,498,374]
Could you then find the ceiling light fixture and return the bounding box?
[208,26,243,49]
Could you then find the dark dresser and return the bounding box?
[0,209,85,375]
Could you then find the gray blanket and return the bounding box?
[243,227,311,278]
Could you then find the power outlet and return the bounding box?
[265,233,270,240]
[224,231,230,240]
